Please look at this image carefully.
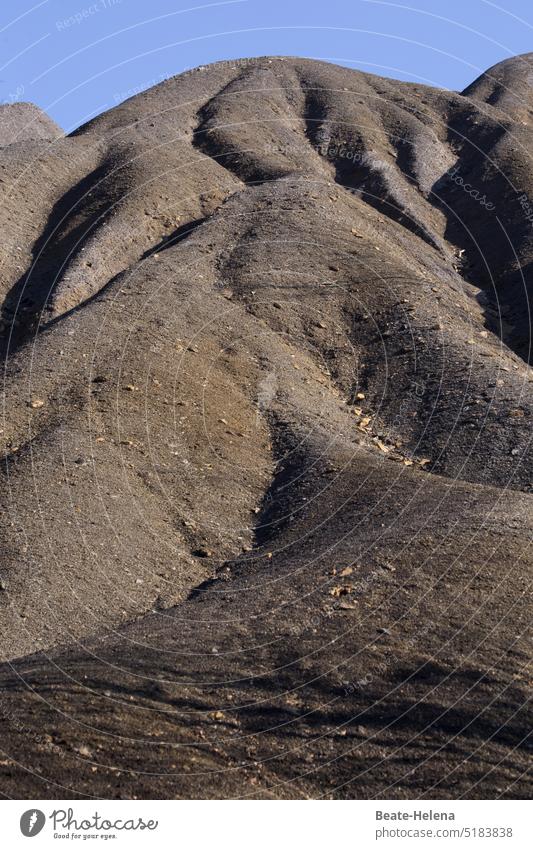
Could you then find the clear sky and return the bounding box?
[0,0,532,132]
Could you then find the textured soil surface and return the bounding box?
[0,54,531,799]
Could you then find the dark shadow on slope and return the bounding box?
[431,157,532,364]
[193,116,284,186]
[140,216,207,260]
[299,85,443,251]
[16,212,213,346]
[252,417,316,550]
[4,652,529,755]
[0,162,113,354]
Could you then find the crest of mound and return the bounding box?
[0,102,62,146]
[462,51,533,117]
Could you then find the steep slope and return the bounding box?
[0,55,531,800]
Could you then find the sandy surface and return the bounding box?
[0,54,531,799]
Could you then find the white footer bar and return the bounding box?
[2,799,530,847]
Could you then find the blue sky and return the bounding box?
[1,0,532,132]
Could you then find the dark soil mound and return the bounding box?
[0,55,531,799]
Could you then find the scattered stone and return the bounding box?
[330,585,352,597]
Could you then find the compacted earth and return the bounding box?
[0,53,531,799]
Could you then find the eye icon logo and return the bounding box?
[20,810,46,837]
